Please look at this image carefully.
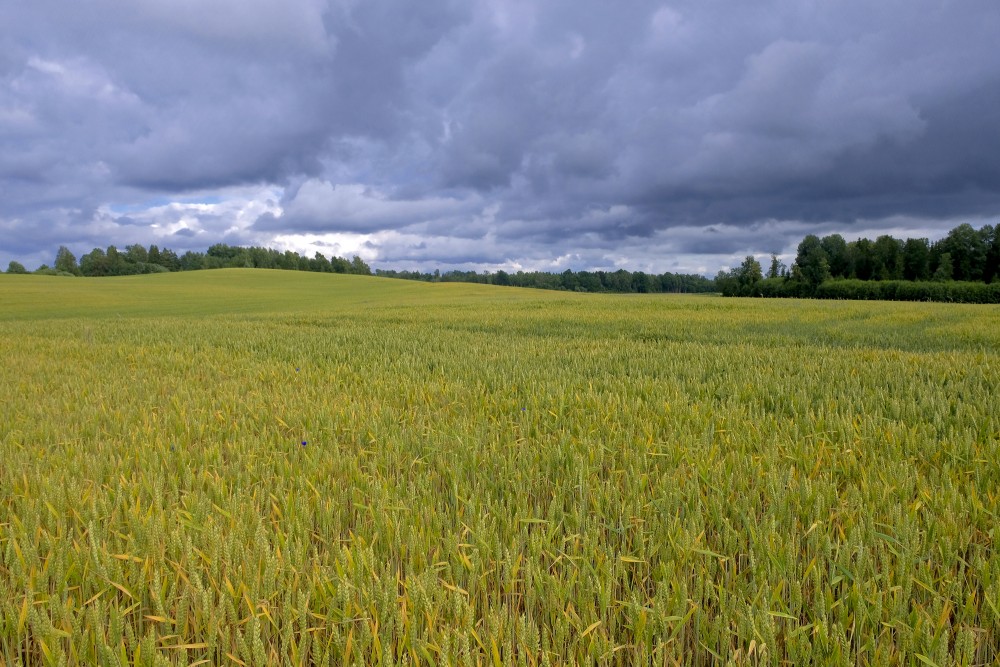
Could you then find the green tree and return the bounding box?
[736,256,763,293]
[159,248,181,272]
[902,238,930,281]
[984,224,1000,283]
[54,246,80,275]
[872,235,903,280]
[350,255,372,275]
[125,244,149,264]
[938,223,986,281]
[820,234,851,278]
[793,235,831,288]
[207,243,243,266]
[579,271,603,291]
[714,269,738,296]
[276,251,297,270]
[849,238,875,280]
[560,269,580,291]
[80,248,110,276]
[147,245,163,266]
[602,269,631,292]
[310,252,332,272]
[933,252,954,281]
[105,246,128,275]
[6,260,28,274]
[179,251,205,271]
[766,253,787,279]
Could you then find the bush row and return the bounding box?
[815,279,1000,303]
[734,278,1000,303]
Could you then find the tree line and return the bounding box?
[6,243,715,294]
[8,222,997,301]
[374,268,715,293]
[9,244,373,277]
[717,222,1000,303]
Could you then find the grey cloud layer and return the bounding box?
[2,0,999,271]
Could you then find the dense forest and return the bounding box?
[6,243,715,294]
[717,222,1000,303]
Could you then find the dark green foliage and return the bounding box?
[350,255,372,275]
[766,253,787,279]
[937,223,987,281]
[902,238,930,281]
[816,279,1000,303]
[125,244,148,264]
[179,251,206,271]
[714,269,736,296]
[311,252,332,273]
[730,222,999,303]
[714,256,765,296]
[820,234,851,278]
[849,238,875,280]
[793,235,831,292]
[105,245,126,275]
[32,265,74,277]
[756,277,810,298]
[985,225,1000,284]
[738,255,763,286]
[376,267,715,294]
[933,253,954,282]
[6,260,27,274]
[748,278,1000,303]
[54,246,80,276]
[158,248,181,271]
[632,271,656,293]
[69,243,369,278]
[147,244,162,267]
[872,235,904,280]
[80,248,109,276]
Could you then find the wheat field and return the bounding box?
[1,270,999,665]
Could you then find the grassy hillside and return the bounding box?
[1,270,999,665]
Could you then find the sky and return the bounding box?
[2,0,999,275]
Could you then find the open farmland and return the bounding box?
[1,270,999,666]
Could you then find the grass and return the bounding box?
[1,269,999,665]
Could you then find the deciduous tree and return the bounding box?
[794,235,830,288]
[54,246,80,275]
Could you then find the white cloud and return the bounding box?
[266,180,475,233]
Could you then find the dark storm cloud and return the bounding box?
[252,179,478,234]
[2,0,999,272]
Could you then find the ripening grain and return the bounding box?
[1,270,998,665]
